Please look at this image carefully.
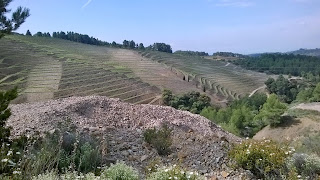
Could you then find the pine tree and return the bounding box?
[0,0,30,38]
[254,94,287,127]
[26,29,32,36]
[0,87,17,144]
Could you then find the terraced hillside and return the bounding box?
[140,51,270,100]
[0,35,270,105]
[0,36,161,104]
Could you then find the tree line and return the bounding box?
[24,30,172,53]
[233,53,320,76]
[174,50,209,56]
[213,52,246,58]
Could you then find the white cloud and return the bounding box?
[82,0,93,9]
[214,0,254,7]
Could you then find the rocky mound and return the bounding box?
[7,96,250,179]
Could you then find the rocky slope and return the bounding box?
[7,96,252,179]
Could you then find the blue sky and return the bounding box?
[8,0,320,54]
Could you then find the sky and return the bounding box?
[7,0,320,54]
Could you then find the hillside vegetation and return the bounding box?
[290,48,320,57]
[139,50,269,101]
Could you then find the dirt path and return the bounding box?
[249,85,266,97]
[291,102,320,112]
[22,58,62,102]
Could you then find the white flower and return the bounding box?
[297,175,301,178]
[13,171,21,174]
[16,152,21,155]
[187,175,191,179]
[174,177,178,180]
[189,171,194,175]
[169,177,172,179]
[181,170,185,174]
[173,164,176,167]
[1,159,8,163]
[7,151,13,156]
[165,169,169,172]
[246,137,249,140]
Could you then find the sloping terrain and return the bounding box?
[139,51,269,101]
[289,48,320,57]
[1,35,269,106]
[7,96,250,179]
[0,36,162,104]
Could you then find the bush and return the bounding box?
[20,122,105,178]
[32,171,99,180]
[146,165,204,180]
[287,153,320,179]
[229,139,292,179]
[143,124,172,155]
[101,161,139,180]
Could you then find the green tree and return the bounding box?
[138,43,145,50]
[0,0,30,38]
[0,87,17,145]
[230,106,254,137]
[25,29,31,36]
[254,94,287,127]
[312,83,320,102]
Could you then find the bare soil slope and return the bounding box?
[7,96,250,179]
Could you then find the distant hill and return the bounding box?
[289,48,320,57]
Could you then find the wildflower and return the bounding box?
[297,175,301,178]
[16,152,21,155]
[187,175,191,179]
[174,177,178,180]
[165,169,169,172]
[181,170,185,174]
[246,137,249,140]
[173,164,176,167]
[189,171,194,175]
[13,171,21,174]
[169,177,172,179]
[7,150,13,156]
[1,158,8,163]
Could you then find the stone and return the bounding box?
[221,171,230,178]
[141,155,148,162]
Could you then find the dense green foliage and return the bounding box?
[213,51,245,58]
[101,162,139,180]
[162,90,211,114]
[174,50,208,56]
[234,53,320,76]
[291,48,320,57]
[147,43,172,53]
[32,31,173,53]
[143,124,172,156]
[254,94,287,127]
[229,140,293,179]
[34,31,51,37]
[200,93,287,137]
[52,31,109,46]
[0,0,30,38]
[265,75,301,103]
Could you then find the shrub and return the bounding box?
[146,165,204,180]
[287,153,320,179]
[229,139,292,179]
[297,133,320,156]
[32,171,99,180]
[143,124,172,155]
[20,123,105,178]
[101,161,139,180]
